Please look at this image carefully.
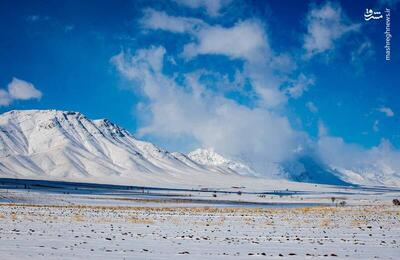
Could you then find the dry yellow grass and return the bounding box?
[351,219,369,227]
[320,219,332,227]
[1,203,399,221]
[10,212,17,221]
[263,220,274,226]
[127,216,154,224]
[71,214,85,222]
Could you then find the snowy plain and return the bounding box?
[0,110,399,259]
[0,179,399,259]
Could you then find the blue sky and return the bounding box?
[0,0,399,167]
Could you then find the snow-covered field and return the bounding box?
[1,180,399,259]
[1,203,399,259]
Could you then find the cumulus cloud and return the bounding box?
[141,11,304,108]
[315,124,400,185]
[306,101,318,113]
[0,90,12,106]
[285,73,314,99]
[112,46,302,174]
[182,20,269,62]
[114,5,400,185]
[8,78,42,100]
[318,120,328,137]
[0,78,42,106]
[303,1,360,58]
[113,8,332,174]
[317,136,362,168]
[173,0,233,17]
[317,137,400,185]
[350,40,374,73]
[378,107,394,117]
[140,9,205,33]
[141,12,269,62]
[181,19,293,107]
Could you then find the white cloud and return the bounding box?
[113,8,400,184]
[351,40,374,73]
[317,136,363,168]
[318,120,328,137]
[173,0,233,17]
[112,46,302,174]
[119,11,326,171]
[141,12,299,108]
[0,78,42,106]
[0,89,12,106]
[317,137,400,185]
[303,1,360,58]
[8,78,42,100]
[182,20,269,62]
[306,101,318,113]
[180,19,296,108]
[140,9,205,33]
[285,73,314,99]
[378,107,394,117]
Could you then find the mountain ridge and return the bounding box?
[0,109,399,187]
[0,110,254,187]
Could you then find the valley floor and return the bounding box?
[0,180,399,259]
[0,204,399,259]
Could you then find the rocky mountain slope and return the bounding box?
[0,110,261,187]
[0,110,398,187]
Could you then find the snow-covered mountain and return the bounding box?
[0,110,261,187]
[0,110,398,187]
[188,148,257,176]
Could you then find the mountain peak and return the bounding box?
[188,148,230,166]
[4,109,80,115]
[1,109,398,187]
[0,109,252,186]
[188,148,257,176]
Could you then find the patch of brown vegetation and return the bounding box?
[72,214,85,222]
[127,217,154,224]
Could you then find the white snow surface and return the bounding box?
[188,148,257,176]
[0,110,268,187]
[1,188,400,260]
[0,109,399,188]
